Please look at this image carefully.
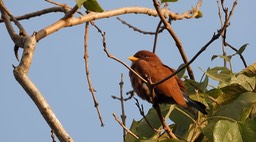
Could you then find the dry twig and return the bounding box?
[113,113,139,140]
[152,0,203,80]
[134,97,161,132]
[83,22,104,126]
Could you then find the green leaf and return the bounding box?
[125,104,172,141]
[75,0,87,8]
[213,120,242,142]
[236,43,249,55]
[215,92,256,121]
[231,74,255,91]
[205,67,233,83]
[185,76,208,94]
[240,63,256,77]
[211,55,218,61]
[161,0,178,2]
[239,118,256,141]
[211,55,232,62]
[169,108,194,141]
[176,64,186,78]
[83,0,104,12]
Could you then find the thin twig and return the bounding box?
[153,103,178,139]
[51,130,56,142]
[45,0,84,15]
[91,22,148,84]
[217,0,227,68]
[119,74,127,142]
[0,1,28,36]
[83,22,104,126]
[134,98,161,132]
[152,0,238,88]
[0,7,65,23]
[152,20,163,53]
[117,17,164,35]
[112,113,139,140]
[225,42,247,67]
[152,0,200,80]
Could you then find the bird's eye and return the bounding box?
[143,55,148,58]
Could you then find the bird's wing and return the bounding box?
[163,64,188,95]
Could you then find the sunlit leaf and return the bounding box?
[205,67,233,83]
[215,92,256,121]
[75,0,87,8]
[83,0,104,12]
[240,63,256,77]
[213,120,242,142]
[230,74,255,91]
[126,104,172,141]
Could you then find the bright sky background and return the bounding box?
[1,0,255,142]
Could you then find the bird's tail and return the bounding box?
[183,94,207,114]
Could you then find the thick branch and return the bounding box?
[35,6,202,41]
[13,34,73,142]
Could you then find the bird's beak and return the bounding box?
[128,56,139,62]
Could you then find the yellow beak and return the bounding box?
[128,56,139,62]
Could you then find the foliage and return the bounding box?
[125,62,256,142]
[75,0,104,12]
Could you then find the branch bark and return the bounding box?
[13,33,74,142]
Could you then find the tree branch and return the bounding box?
[13,33,74,142]
[152,0,202,80]
[113,113,139,140]
[35,6,206,42]
[83,22,104,126]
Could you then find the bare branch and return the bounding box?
[0,2,23,47]
[13,33,74,142]
[0,7,65,23]
[152,0,238,88]
[83,22,104,126]
[90,22,148,84]
[117,17,164,35]
[35,6,207,42]
[51,130,56,142]
[0,1,28,36]
[152,20,163,53]
[112,113,139,140]
[152,0,201,80]
[134,98,161,132]
[153,103,178,139]
[119,74,127,141]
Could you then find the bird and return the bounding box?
[129,50,207,114]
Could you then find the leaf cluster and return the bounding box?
[126,62,256,142]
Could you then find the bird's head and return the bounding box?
[128,50,162,64]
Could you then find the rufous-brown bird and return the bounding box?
[129,50,207,114]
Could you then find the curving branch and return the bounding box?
[35,6,205,42]
[152,0,204,80]
[13,33,74,142]
[83,22,104,126]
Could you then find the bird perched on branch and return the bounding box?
[129,50,207,114]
